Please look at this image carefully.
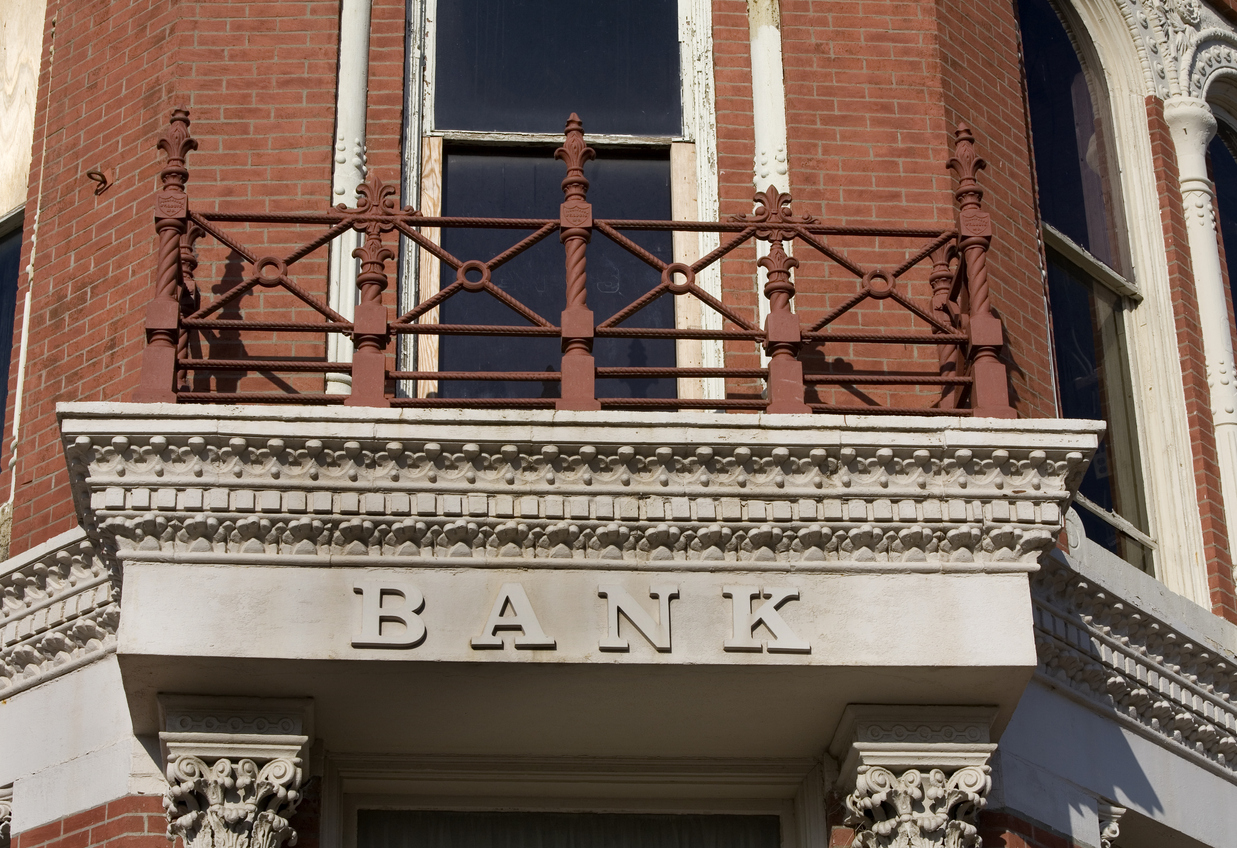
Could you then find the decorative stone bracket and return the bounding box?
[0,784,12,848]
[159,697,313,848]
[829,706,997,848]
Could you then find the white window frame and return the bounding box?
[1042,222,1157,570]
[398,0,723,400]
[1036,0,1212,601]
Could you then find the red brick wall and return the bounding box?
[6,0,341,555]
[979,811,1086,848]
[12,796,165,848]
[936,0,1056,417]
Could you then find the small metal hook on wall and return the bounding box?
[85,168,110,195]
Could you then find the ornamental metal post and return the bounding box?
[738,186,810,413]
[948,123,1015,419]
[555,114,601,411]
[346,175,396,407]
[929,245,960,410]
[136,107,196,403]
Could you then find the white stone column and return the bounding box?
[160,697,313,848]
[746,0,792,339]
[829,706,996,848]
[1164,95,1237,566]
[326,0,374,394]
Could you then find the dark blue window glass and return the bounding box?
[439,149,674,399]
[435,0,681,136]
[1210,134,1237,310]
[1020,0,1114,265]
[0,225,19,463]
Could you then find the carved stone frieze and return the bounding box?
[830,706,996,848]
[1,528,118,697]
[1033,553,1237,779]
[1123,0,1237,99]
[160,697,312,848]
[59,406,1100,572]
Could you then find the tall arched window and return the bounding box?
[1019,0,1153,571]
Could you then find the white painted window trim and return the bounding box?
[1043,0,1211,603]
[1042,222,1142,301]
[396,0,723,399]
[319,754,827,848]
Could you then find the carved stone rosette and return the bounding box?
[831,707,996,848]
[160,697,312,848]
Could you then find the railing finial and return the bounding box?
[136,107,196,403]
[946,122,1014,418]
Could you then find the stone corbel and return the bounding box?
[1097,803,1126,848]
[829,706,997,848]
[159,696,314,848]
[0,783,12,848]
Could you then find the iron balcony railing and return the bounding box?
[135,108,1015,417]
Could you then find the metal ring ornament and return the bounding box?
[255,256,288,287]
[863,269,895,299]
[662,262,696,294]
[456,260,491,292]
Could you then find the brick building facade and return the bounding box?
[1,1,1236,848]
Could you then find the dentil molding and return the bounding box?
[1,527,118,697]
[829,706,996,848]
[1033,552,1237,780]
[160,696,313,848]
[58,405,1100,572]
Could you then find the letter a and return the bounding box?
[352,579,427,648]
[598,583,679,652]
[722,585,811,654]
[471,582,557,650]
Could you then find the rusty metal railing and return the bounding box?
[135,108,1015,417]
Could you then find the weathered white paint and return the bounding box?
[679,0,723,392]
[325,0,373,394]
[0,656,162,831]
[0,0,46,215]
[117,563,1036,669]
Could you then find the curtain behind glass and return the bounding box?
[359,811,781,848]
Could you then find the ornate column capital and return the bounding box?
[159,697,314,848]
[1163,95,1217,182]
[829,706,997,848]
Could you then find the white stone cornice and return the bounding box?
[0,527,118,698]
[829,706,996,848]
[59,405,1100,571]
[160,697,312,848]
[1033,552,1237,781]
